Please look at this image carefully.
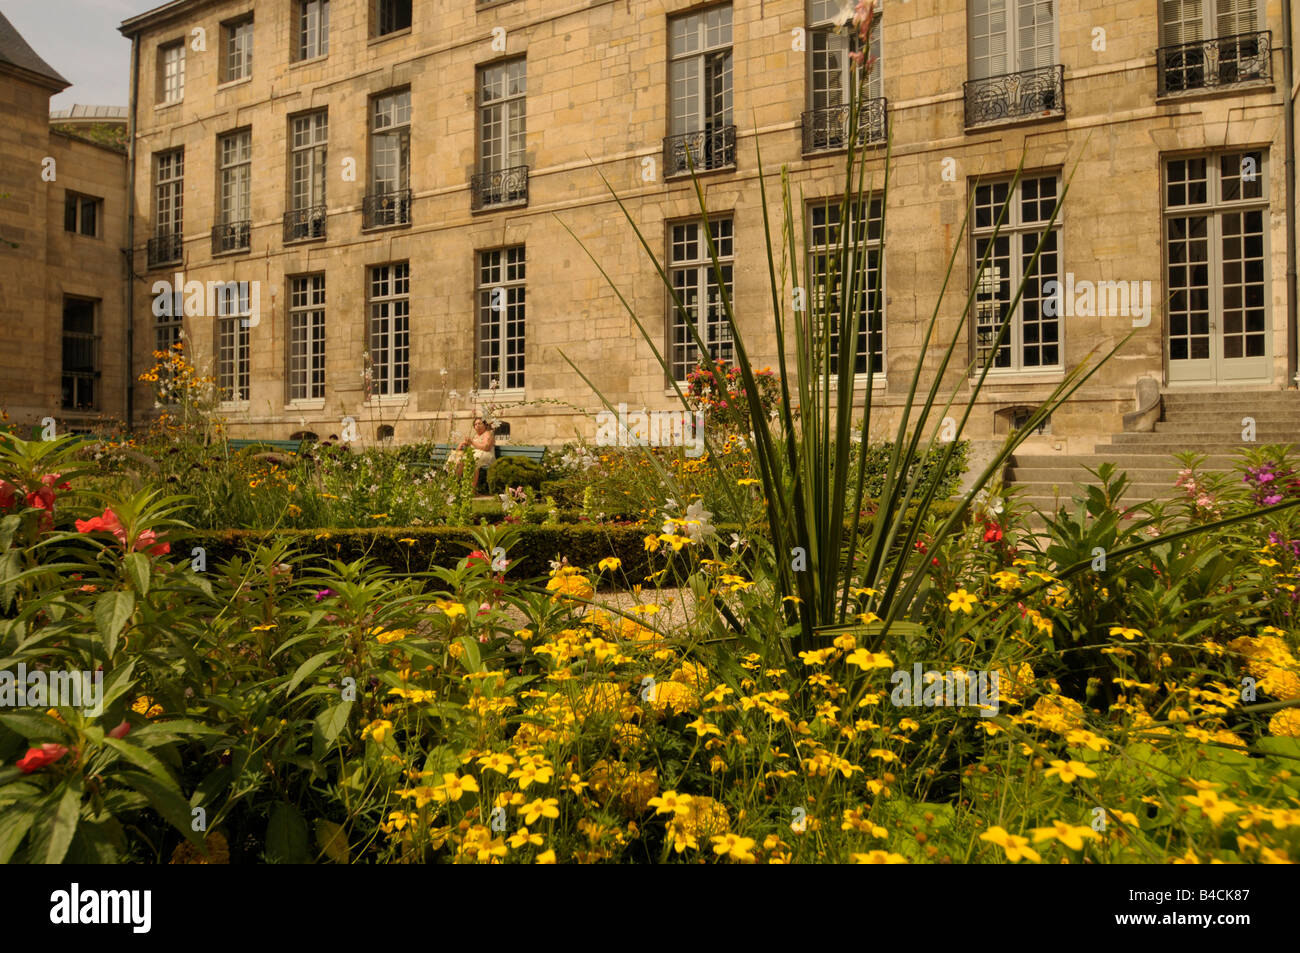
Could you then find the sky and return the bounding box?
[3,0,140,109]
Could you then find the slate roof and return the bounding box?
[0,11,70,91]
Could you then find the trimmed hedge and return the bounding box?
[176,500,966,591]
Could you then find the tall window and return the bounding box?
[376,0,412,36]
[289,275,326,401]
[296,0,329,60]
[217,130,252,252]
[1165,152,1267,371]
[157,41,185,104]
[62,297,98,411]
[1159,0,1265,92]
[368,263,410,397]
[969,0,1055,78]
[64,193,100,237]
[971,175,1061,372]
[669,217,734,382]
[151,149,184,266]
[221,17,253,83]
[216,285,251,403]
[808,198,884,377]
[289,111,328,239]
[368,90,411,226]
[667,6,733,173]
[477,247,526,391]
[478,61,526,184]
[808,1,882,108]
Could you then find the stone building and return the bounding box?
[0,12,129,433]
[111,0,1298,453]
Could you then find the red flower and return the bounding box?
[17,743,69,774]
[26,486,55,512]
[40,473,70,491]
[983,523,1003,543]
[108,720,131,740]
[75,508,169,555]
[0,480,16,511]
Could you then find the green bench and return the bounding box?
[228,438,312,453]
[417,444,546,492]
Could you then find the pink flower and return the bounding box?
[75,507,170,556]
[17,743,68,774]
[108,720,131,739]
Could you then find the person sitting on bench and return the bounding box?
[452,417,495,481]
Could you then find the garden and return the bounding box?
[2,6,1298,866]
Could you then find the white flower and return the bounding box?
[683,499,716,543]
[729,532,747,552]
[448,390,460,401]
[440,367,448,376]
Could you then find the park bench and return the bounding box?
[418,444,547,492]
[228,438,312,453]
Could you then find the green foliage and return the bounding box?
[487,456,547,493]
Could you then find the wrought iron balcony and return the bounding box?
[212,220,251,254]
[802,98,887,154]
[146,232,183,268]
[664,125,737,177]
[1157,30,1271,96]
[470,166,529,210]
[363,188,412,228]
[964,65,1065,128]
[283,205,327,243]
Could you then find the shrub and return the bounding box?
[488,457,546,493]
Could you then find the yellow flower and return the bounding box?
[361,719,393,745]
[507,826,544,849]
[990,570,1020,590]
[522,797,560,825]
[685,717,722,738]
[439,773,479,801]
[710,833,757,862]
[979,826,1041,863]
[286,504,302,518]
[947,589,979,614]
[736,478,761,486]
[1031,821,1102,850]
[851,851,908,864]
[399,537,418,545]
[1182,789,1241,825]
[643,534,661,552]
[1044,760,1097,784]
[1269,708,1300,737]
[648,791,694,816]
[598,557,622,572]
[536,849,557,864]
[1109,626,1143,641]
[436,599,467,619]
[846,649,893,671]
[477,751,517,774]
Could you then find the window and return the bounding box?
[216,130,252,252]
[288,111,328,240]
[668,217,734,382]
[474,61,527,208]
[971,175,1061,372]
[804,2,885,152]
[150,149,184,266]
[969,0,1056,79]
[808,198,884,377]
[289,274,326,401]
[1164,152,1267,365]
[64,193,100,237]
[296,0,329,61]
[368,263,410,397]
[477,247,526,391]
[62,297,97,411]
[367,90,411,226]
[216,284,251,403]
[157,40,185,104]
[375,0,412,36]
[1159,0,1267,93]
[667,6,734,173]
[221,17,253,82]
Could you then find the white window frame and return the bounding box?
[669,6,733,137]
[807,0,882,107]
[971,174,1063,374]
[291,111,328,212]
[968,0,1057,80]
[158,40,185,104]
[288,274,326,402]
[216,284,251,405]
[668,216,735,383]
[221,17,253,83]
[371,90,411,194]
[477,246,526,392]
[297,0,330,61]
[218,129,252,227]
[807,196,885,380]
[478,61,526,175]
[368,262,410,398]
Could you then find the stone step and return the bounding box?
[1154,418,1299,433]
[1163,390,1297,403]
[1102,435,1278,451]
[1008,466,1190,484]
[1013,453,1238,470]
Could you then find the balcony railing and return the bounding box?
[212,220,251,255]
[801,98,887,154]
[470,166,529,210]
[363,189,412,228]
[284,205,327,243]
[1157,30,1271,96]
[664,125,737,177]
[964,64,1065,127]
[147,232,183,268]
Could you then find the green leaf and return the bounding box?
[284,649,336,698]
[94,590,135,658]
[315,819,350,864]
[120,770,202,847]
[123,552,151,597]
[0,803,38,863]
[42,780,83,864]
[312,701,352,756]
[104,737,176,785]
[266,802,310,863]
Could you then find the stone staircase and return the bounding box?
[1006,390,1300,516]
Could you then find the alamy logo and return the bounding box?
[0,664,103,716]
[151,272,261,327]
[890,664,999,717]
[49,884,151,933]
[594,403,705,458]
[1043,273,1152,327]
